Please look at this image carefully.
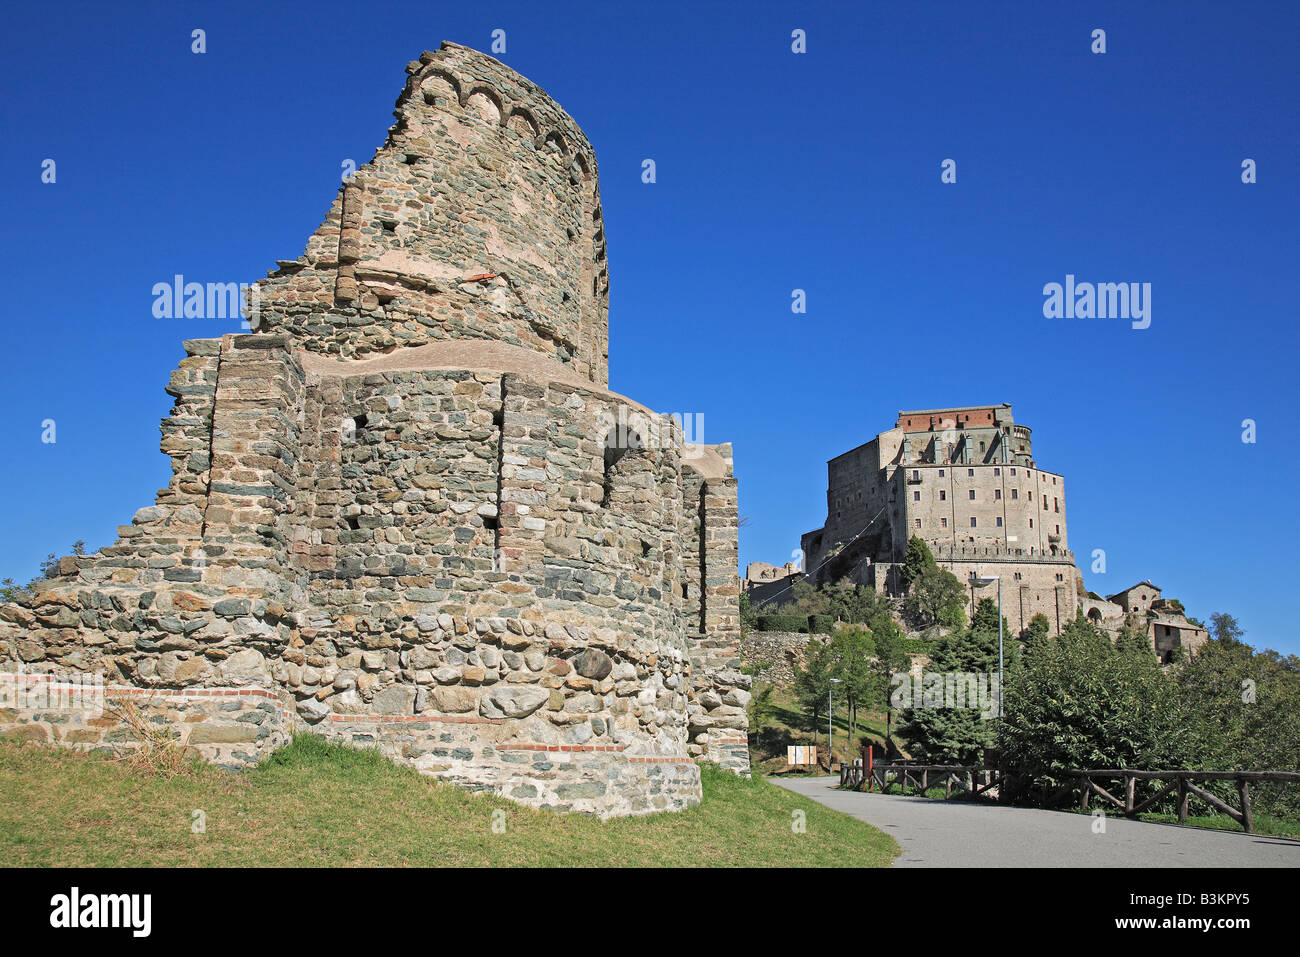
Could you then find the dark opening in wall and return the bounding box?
[482,516,498,532]
[345,516,360,531]
[601,428,641,507]
[402,153,422,165]
[379,220,397,234]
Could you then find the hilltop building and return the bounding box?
[1081,581,1209,663]
[800,404,1081,634]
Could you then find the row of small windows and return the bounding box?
[911,467,1055,482]
[912,488,1031,502]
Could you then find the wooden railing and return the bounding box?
[1070,769,1300,834]
[839,758,1300,834]
[840,759,1001,799]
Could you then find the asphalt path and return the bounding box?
[773,775,1300,867]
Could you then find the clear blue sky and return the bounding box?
[1,1,1296,653]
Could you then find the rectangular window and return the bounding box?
[1011,489,1018,499]
[968,468,974,477]
[938,469,944,477]
[970,517,977,527]
[969,489,976,500]
[1055,524,1060,534]
[1011,468,1016,476]
[1014,572,1023,581]
[1029,491,1033,501]
[912,470,919,480]
[941,517,948,528]
[939,490,946,501]
[994,467,1000,476]
[996,517,1003,527]
[995,489,1002,500]
[913,490,920,501]
[915,518,921,528]
[1030,518,1034,528]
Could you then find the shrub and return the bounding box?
[808,614,835,635]
[756,614,809,633]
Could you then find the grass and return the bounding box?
[1131,811,1300,840]
[0,735,899,867]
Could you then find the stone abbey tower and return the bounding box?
[801,404,1082,634]
[0,43,749,817]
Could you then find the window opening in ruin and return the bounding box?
[602,428,642,507]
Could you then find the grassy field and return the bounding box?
[0,735,898,867]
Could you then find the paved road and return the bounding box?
[774,776,1300,867]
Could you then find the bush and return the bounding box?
[756,614,809,633]
[808,614,835,635]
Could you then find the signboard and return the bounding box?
[787,745,818,766]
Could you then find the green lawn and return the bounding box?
[0,735,898,867]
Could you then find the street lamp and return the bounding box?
[970,574,1003,718]
[828,678,842,764]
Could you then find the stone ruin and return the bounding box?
[0,42,750,817]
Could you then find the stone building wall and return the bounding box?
[0,43,746,818]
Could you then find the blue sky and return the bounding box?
[1,1,1296,653]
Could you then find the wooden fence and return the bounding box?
[1070,769,1300,834]
[840,759,1002,799]
[839,758,1300,834]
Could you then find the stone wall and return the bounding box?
[738,631,810,687]
[0,43,746,817]
[253,43,609,386]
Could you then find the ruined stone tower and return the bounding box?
[0,43,749,817]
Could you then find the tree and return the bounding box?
[792,637,838,750]
[867,615,911,748]
[1020,613,1052,654]
[904,565,967,629]
[1209,612,1245,648]
[739,590,757,630]
[899,609,1002,765]
[829,627,875,749]
[900,536,939,591]
[998,615,1195,804]
[1176,620,1300,818]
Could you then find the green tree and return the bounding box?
[998,615,1194,804]
[1208,612,1245,648]
[792,637,838,751]
[829,627,875,750]
[904,565,967,629]
[1176,621,1300,817]
[1020,613,1052,654]
[900,536,939,591]
[899,608,1003,765]
[739,590,757,630]
[867,615,910,748]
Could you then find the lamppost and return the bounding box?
[970,574,1003,718]
[828,678,842,764]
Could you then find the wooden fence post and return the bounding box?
[1238,778,1254,834]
